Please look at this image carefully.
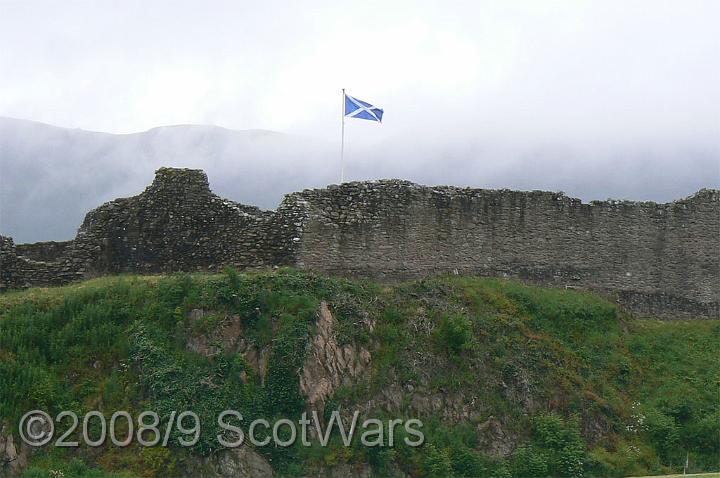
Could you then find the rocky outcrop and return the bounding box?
[0,426,29,477]
[476,416,515,457]
[186,309,244,357]
[313,463,409,478]
[182,302,376,475]
[185,309,270,384]
[186,301,373,419]
[199,446,274,478]
[300,302,372,417]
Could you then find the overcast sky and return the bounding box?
[1,1,718,137]
[1,0,719,243]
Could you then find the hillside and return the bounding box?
[0,270,718,477]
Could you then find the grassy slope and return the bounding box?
[629,474,720,478]
[0,270,717,478]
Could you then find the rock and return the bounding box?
[0,425,29,477]
[313,463,409,478]
[197,445,274,477]
[299,302,371,417]
[243,345,270,385]
[186,311,243,357]
[477,416,515,457]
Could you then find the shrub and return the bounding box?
[530,414,587,477]
[451,446,489,477]
[511,446,549,478]
[435,314,473,354]
[644,408,681,465]
[424,444,453,478]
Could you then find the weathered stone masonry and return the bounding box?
[1,167,718,319]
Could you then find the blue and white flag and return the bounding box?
[344,93,383,122]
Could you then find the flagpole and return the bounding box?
[340,88,345,183]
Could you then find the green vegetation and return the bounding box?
[629,474,720,478]
[0,270,717,477]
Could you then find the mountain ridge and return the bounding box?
[0,116,334,243]
[0,115,285,137]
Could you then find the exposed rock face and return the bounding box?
[0,426,29,477]
[187,301,373,415]
[186,309,244,357]
[300,302,372,417]
[185,301,374,407]
[185,309,270,384]
[182,302,376,476]
[196,446,274,477]
[318,463,408,478]
[476,416,515,457]
[2,167,718,318]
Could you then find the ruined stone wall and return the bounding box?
[1,168,718,318]
[69,167,290,275]
[290,181,719,319]
[0,235,83,288]
[0,236,19,289]
[15,240,73,262]
[0,168,301,286]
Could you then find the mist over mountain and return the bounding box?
[1,116,718,244]
[0,117,336,243]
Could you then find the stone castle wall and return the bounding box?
[1,167,718,318]
[15,240,73,263]
[290,181,719,318]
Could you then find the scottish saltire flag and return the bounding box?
[344,93,384,122]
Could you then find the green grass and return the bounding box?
[0,270,717,477]
[628,474,720,478]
